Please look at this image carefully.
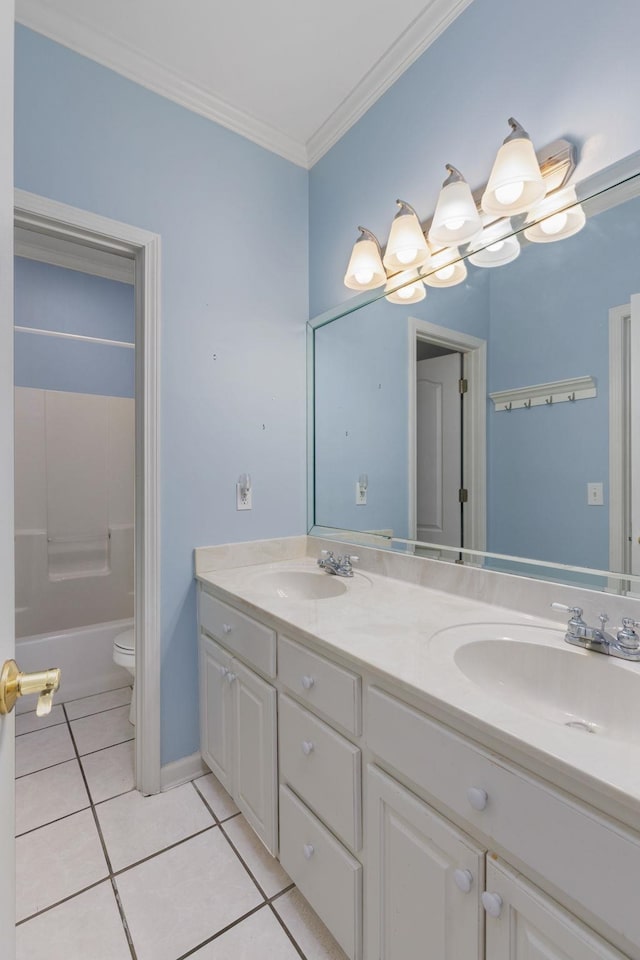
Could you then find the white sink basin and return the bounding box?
[429,623,640,744]
[250,570,349,600]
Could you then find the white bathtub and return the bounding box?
[15,617,133,713]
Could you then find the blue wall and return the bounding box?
[14,257,135,397]
[309,0,640,317]
[14,26,309,765]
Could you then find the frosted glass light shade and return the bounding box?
[422,247,467,288]
[429,167,482,247]
[344,227,386,291]
[385,269,426,304]
[481,119,545,216]
[468,225,520,268]
[524,186,586,243]
[383,200,430,272]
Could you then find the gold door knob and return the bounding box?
[0,660,61,717]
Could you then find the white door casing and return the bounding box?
[0,0,15,945]
[630,294,640,578]
[416,353,462,547]
[13,190,162,796]
[407,316,486,551]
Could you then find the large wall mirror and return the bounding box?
[309,157,640,594]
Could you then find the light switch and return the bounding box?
[587,482,604,506]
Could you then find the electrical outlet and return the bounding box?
[587,482,603,506]
[355,481,367,505]
[236,483,252,510]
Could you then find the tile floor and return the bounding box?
[15,684,348,960]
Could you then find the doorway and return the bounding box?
[408,316,487,554]
[13,190,161,795]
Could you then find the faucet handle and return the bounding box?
[551,602,584,621]
[617,618,640,649]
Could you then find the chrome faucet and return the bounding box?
[551,602,640,661]
[317,550,359,578]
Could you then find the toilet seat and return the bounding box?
[113,626,136,725]
[114,628,135,654]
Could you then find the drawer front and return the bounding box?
[199,588,276,677]
[278,634,361,735]
[367,685,640,954]
[280,695,362,850]
[279,785,362,960]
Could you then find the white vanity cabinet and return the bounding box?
[366,764,484,960]
[198,591,278,854]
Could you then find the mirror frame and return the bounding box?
[307,149,640,592]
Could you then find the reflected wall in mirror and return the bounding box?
[311,170,640,590]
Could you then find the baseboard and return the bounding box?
[160,752,207,792]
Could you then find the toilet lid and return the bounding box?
[114,627,135,653]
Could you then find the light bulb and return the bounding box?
[396,248,418,265]
[397,284,416,299]
[494,181,524,206]
[487,240,505,252]
[435,264,455,281]
[539,211,569,236]
[354,268,374,284]
[443,217,466,232]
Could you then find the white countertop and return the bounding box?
[197,555,640,828]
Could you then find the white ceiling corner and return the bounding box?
[15,0,474,169]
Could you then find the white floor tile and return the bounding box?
[65,686,132,720]
[81,740,135,803]
[193,772,239,820]
[273,888,349,960]
[189,906,300,959]
[15,724,75,778]
[70,705,134,755]
[97,782,215,871]
[16,759,89,836]
[223,815,290,897]
[15,704,66,737]
[16,808,109,921]
[116,828,262,960]
[16,881,131,960]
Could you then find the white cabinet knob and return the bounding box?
[225,671,236,684]
[467,787,488,811]
[302,740,314,756]
[222,623,232,634]
[453,869,474,893]
[301,675,315,690]
[303,843,315,860]
[481,892,503,918]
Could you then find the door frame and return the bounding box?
[14,189,162,795]
[407,316,486,552]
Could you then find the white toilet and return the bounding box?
[113,627,136,725]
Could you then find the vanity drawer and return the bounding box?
[279,695,362,850]
[199,588,276,678]
[278,634,361,735]
[279,784,362,960]
[367,685,640,952]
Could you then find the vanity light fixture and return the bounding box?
[422,246,467,288]
[524,186,586,243]
[429,166,483,247]
[343,227,386,291]
[468,224,520,268]
[383,200,431,272]
[384,269,426,304]
[481,118,546,216]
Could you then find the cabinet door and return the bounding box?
[232,657,278,855]
[484,859,626,960]
[199,634,234,793]
[367,765,484,960]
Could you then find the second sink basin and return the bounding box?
[429,623,640,744]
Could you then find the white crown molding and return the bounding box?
[305,0,475,167]
[16,0,473,170]
[15,0,309,167]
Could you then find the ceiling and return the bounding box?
[15,0,473,168]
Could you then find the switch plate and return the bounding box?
[355,482,367,505]
[587,482,603,506]
[236,483,252,510]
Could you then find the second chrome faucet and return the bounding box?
[552,602,640,661]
